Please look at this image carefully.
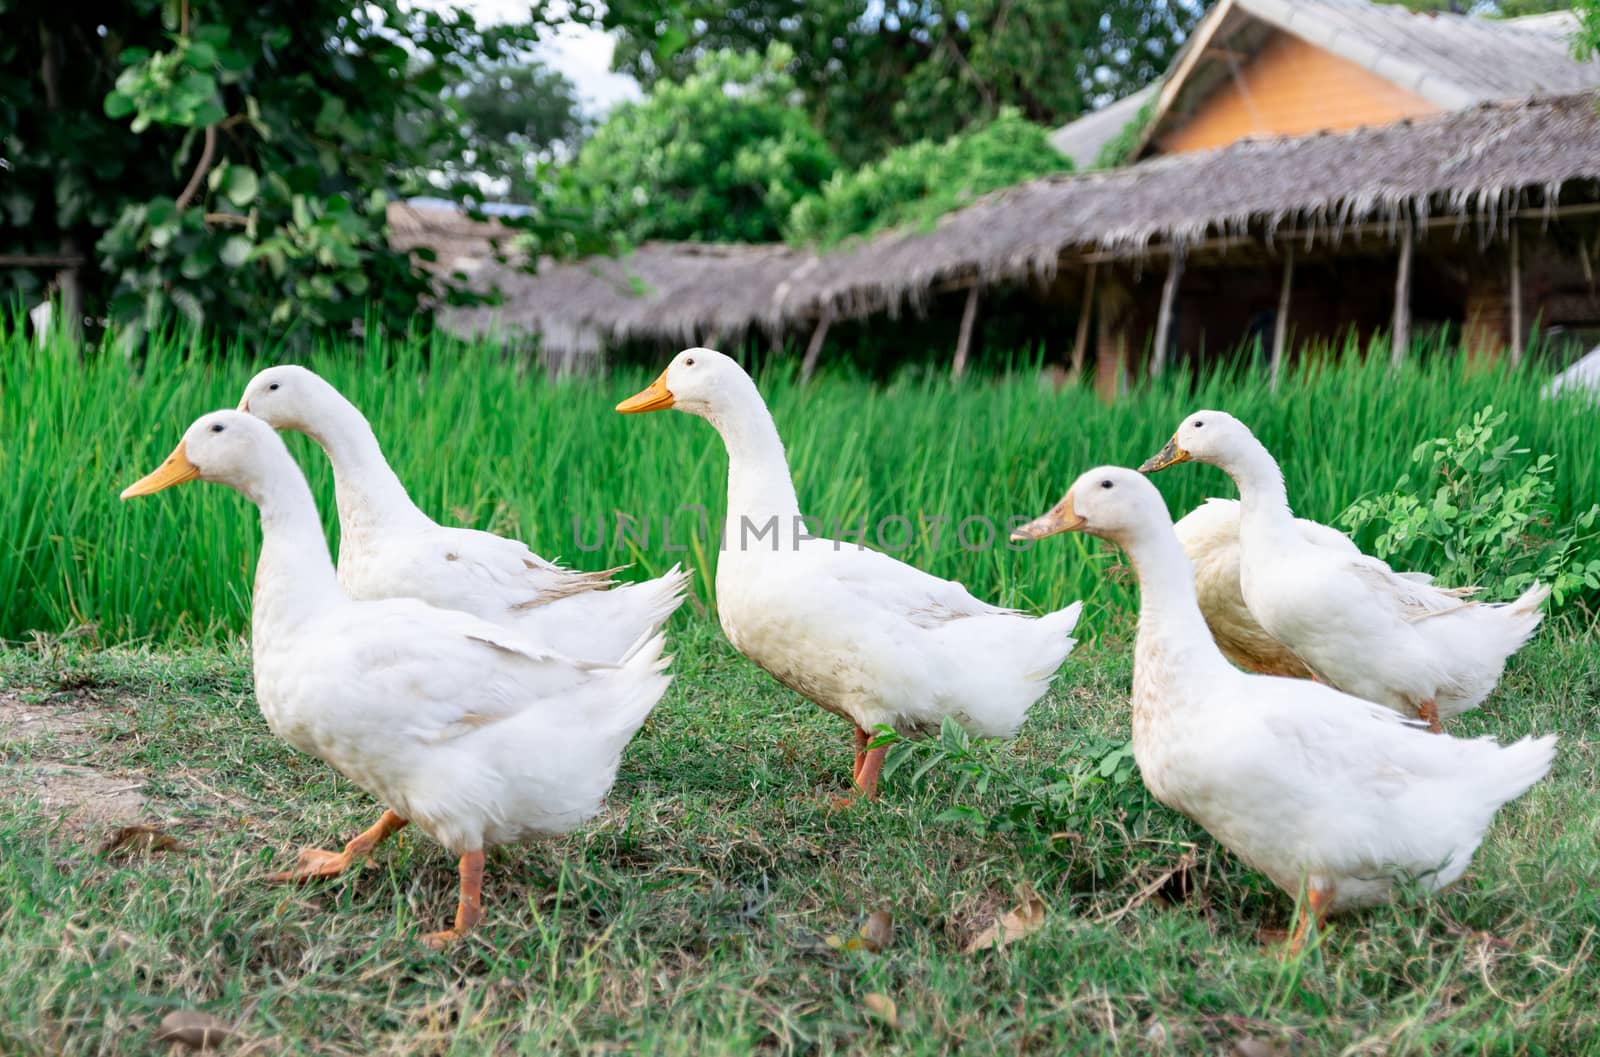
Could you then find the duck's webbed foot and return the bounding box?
[266,809,408,883]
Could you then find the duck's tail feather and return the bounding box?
[598,630,672,744]
[1478,733,1557,812]
[615,563,692,635]
[1024,600,1083,683]
[1431,581,1548,716]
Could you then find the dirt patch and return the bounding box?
[0,689,150,828]
[0,688,96,741]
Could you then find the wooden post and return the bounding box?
[1391,223,1412,368]
[1463,273,1509,369]
[1070,262,1097,380]
[1270,246,1294,391]
[952,285,980,380]
[1150,251,1184,378]
[1509,224,1524,367]
[799,312,831,384]
[1095,278,1133,403]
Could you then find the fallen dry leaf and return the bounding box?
[858,909,893,952]
[861,992,899,1029]
[824,909,894,953]
[964,886,1049,953]
[155,1010,232,1050]
[101,825,182,858]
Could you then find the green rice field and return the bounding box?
[3,326,1597,645]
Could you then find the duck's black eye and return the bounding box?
[1194,420,1204,428]
[684,357,695,367]
[268,382,280,391]
[210,424,225,433]
[1101,479,1113,489]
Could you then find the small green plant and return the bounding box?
[1340,406,1600,608]
[876,718,1154,862]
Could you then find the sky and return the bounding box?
[448,0,641,115]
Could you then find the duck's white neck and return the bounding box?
[247,456,343,642]
[1120,522,1235,686]
[1217,436,1297,540]
[302,389,430,537]
[701,379,802,545]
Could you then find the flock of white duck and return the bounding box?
[119,347,1555,953]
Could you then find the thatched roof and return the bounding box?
[415,92,1600,355]
[441,241,816,354]
[387,201,515,275]
[786,93,1600,322]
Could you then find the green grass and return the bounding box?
[3,324,1598,644]
[2,626,1596,1055]
[5,323,1599,1051]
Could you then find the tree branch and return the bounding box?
[175,124,217,211]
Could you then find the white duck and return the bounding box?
[616,348,1081,801]
[121,411,671,947]
[237,365,687,662]
[1014,467,1554,952]
[1174,498,1359,678]
[1143,412,1548,731]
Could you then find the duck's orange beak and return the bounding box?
[121,441,200,499]
[1139,435,1190,474]
[616,370,675,414]
[1010,490,1086,542]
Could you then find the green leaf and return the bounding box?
[222,167,259,207]
[184,42,218,70]
[104,91,135,119]
[178,249,214,279]
[219,236,252,268]
[193,101,228,127]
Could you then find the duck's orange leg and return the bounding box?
[828,728,883,810]
[854,744,887,801]
[1417,700,1443,734]
[1286,886,1334,956]
[267,809,408,883]
[422,849,485,949]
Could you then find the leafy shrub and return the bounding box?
[785,108,1071,247]
[1340,406,1600,608]
[560,45,838,244]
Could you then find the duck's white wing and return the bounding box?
[795,537,1010,627]
[1188,676,1549,896]
[1344,557,1479,622]
[1296,516,1361,555]
[381,525,620,615]
[287,602,670,850]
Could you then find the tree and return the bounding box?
[1380,0,1569,13]
[441,56,586,199]
[787,108,1070,246]
[586,1,1203,165]
[560,45,838,243]
[0,0,575,343]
